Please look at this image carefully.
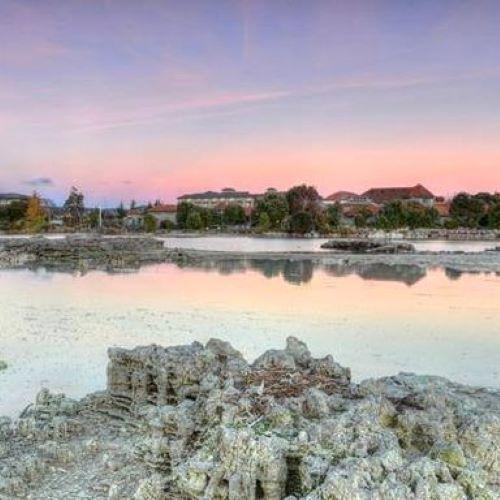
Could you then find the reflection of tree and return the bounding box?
[170,258,476,287]
[356,263,426,286]
[323,263,426,286]
[444,267,462,281]
[283,260,314,285]
[250,260,286,279]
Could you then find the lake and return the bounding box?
[161,235,498,253]
[1,258,499,417]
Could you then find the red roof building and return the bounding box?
[148,203,177,214]
[362,184,435,206]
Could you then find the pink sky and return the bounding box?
[1,0,499,205]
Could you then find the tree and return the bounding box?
[254,192,289,230]
[450,193,485,228]
[117,201,126,219]
[288,211,314,234]
[176,202,194,228]
[223,204,246,225]
[286,184,321,216]
[0,200,28,230]
[257,212,271,232]
[325,204,341,228]
[404,204,439,229]
[354,207,372,228]
[63,187,85,227]
[378,201,406,229]
[488,202,500,229]
[87,209,100,229]
[25,193,46,233]
[186,211,204,230]
[143,214,157,233]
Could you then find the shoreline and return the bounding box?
[0,234,499,274]
[2,228,500,241]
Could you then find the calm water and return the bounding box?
[0,260,499,417]
[161,235,498,253]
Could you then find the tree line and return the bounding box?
[1,186,499,234]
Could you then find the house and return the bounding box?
[148,203,177,225]
[177,188,256,213]
[361,184,435,207]
[0,193,29,207]
[323,191,371,206]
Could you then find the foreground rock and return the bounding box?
[321,239,415,254]
[1,338,498,499]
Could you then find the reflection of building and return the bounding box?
[177,188,256,215]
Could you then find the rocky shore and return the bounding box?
[1,338,498,499]
[0,236,169,272]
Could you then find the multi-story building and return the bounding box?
[177,188,256,215]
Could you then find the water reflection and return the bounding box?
[177,258,427,286]
[22,257,494,286]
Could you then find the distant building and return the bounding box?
[323,191,371,206]
[148,203,177,224]
[177,188,256,214]
[361,184,435,207]
[0,193,29,207]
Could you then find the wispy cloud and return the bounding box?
[24,177,54,187]
[66,68,500,134]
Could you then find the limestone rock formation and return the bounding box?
[1,337,499,499]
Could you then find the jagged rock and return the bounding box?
[1,337,499,499]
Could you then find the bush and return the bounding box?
[143,214,157,233]
[288,211,314,234]
[223,204,246,225]
[160,220,175,231]
[186,211,204,230]
[257,212,271,233]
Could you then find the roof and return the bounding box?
[361,184,434,204]
[148,204,177,213]
[178,189,254,200]
[324,191,361,202]
[0,193,29,201]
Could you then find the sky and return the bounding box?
[0,0,499,206]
